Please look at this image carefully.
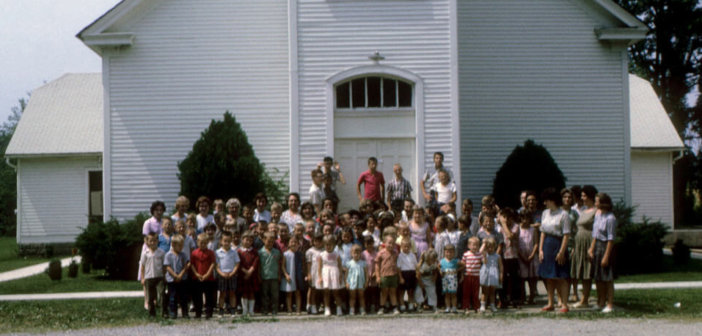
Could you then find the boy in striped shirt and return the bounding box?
[462,237,482,314]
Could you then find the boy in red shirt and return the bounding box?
[356,157,385,203]
[190,233,217,319]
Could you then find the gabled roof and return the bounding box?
[629,74,685,151]
[77,0,647,55]
[5,73,103,157]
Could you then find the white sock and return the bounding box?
[248,300,255,315]
[241,298,248,314]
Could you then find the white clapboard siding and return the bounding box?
[296,0,452,193]
[631,151,674,228]
[458,0,628,204]
[106,0,289,219]
[17,157,101,244]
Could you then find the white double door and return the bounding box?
[334,138,416,212]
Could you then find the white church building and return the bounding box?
[5,0,685,244]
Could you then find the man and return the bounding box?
[356,157,385,203]
[420,151,453,203]
[386,164,413,213]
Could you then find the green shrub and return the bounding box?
[492,139,566,209]
[615,217,668,275]
[672,239,691,265]
[74,213,147,280]
[81,260,90,274]
[67,260,79,278]
[178,112,286,207]
[46,259,62,281]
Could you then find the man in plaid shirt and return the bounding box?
[386,164,413,213]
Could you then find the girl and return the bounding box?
[518,212,539,304]
[300,202,316,222]
[344,244,368,315]
[158,218,174,253]
[253,192,271,223]
[362,236,379,313]
[397,238,418,312]
[409,205,432,258]
[305,234,324,314]
[395,224,417,256]
[185,214,198,240]
[588,192,616,313]
[317,235,344,316]
[480,237,502,313]
[196,196,215,234]
[433,216,448,258]
[498,207,521,308]
[337,227,354,266]
[213,199,225,215]
[141,200,166,310]
[477,214,503,255]
[270,202,283,224]
[439,244,460,313]
[436,215,460,261]
[417,248,439,313]
[281,238,304,315]
[362,215,381,248]
[236,231,260,316]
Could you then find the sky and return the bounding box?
[0,0,121,123]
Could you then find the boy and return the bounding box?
[191,233,216,319]
[164,234,190,319]
[386,164,413,213]
[270,202,283,224]
[277,222,291,251]
[375,235,401,315]
[140,232,167,317]
[356,157,385,203]
[205,223,218,251]
[309,169,326,215]
[158,218,174,252]
[317,156,346,190]
[259,231,284,315]
[216,231,240,317]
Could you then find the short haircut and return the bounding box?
[221,231,232,239]
[214,212,226,223]
[353,219,365,228]
[287,192,301,202]
[560,188,573,198]
[444,243,455,251]
[243,203,255,211]
[433,151,444,160]
[162,217,173,226]
[323,234,336,245]
[324,156,334,163]
[351,244,363,253]
[171,234,184,245]
[147,232,158,239]
[468,236,480,246]
[196,196,211,209]
[541,187,562,206]
[484,237,497,249]
[404,198,415,205]
[313,233,324,241]
[174,196,190,209]
[498,207,516,221]
[263,231,276,239]
[271,202,283,212]
[311,168,322,178]
[570,185,582,198]
[226,198,241,209]
[197,233,209,243]
[368,157,377,164]
[363,235,375,245]
[241,230,255,240]
[457,215,471,227]
[481,195,495,207]
[582,185,598,200]
[150,200,166,215]
[254,192,267,203]
[213,199,224,208]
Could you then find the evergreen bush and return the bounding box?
[672,239,691,265]
[492,139,566,208]
[613,201,668,274]
[74,213,147,280]
[178,112,287,207]
[67,260,79,278]
[46,259,62,281]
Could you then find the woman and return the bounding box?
[225,198,247,234]
[524,190,541,225]
[588,192,616,313]
[538,188,571,313]
[561,188,579,302]
[280,192,302,233]
[171,195,190,224]
[571,185,597,308]
[300,202,316,222]
[409,205,432,258]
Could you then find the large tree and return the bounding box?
[0,97,26,236]
[616,1,702,224]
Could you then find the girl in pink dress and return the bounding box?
[517,212,539,304]
[409,205,432,258]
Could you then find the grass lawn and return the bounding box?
[0,267,141,295]
[616,255,702,283]
[0,288,700,333]
[0,237,69,273]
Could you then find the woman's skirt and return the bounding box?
[592,239,615,282]
[538,234,570,279]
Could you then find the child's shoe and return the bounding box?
[310,306,318,315]
[218,308,225,318]
[444,307,450,314]
[417,305,423,313]
[399,304,406,312]
[360,308,366,316]
[377,307,385,315]
[336,306,343,316]
[324,307,332,317]
[479,303,486,313]
[393,308,400,315]
[229,307,236,317]
[489,304,497,313]
[349,307,355,316]
[451,307,458,314]
[370,304,376,314]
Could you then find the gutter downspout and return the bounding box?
[673,150,684,163]
[5,157,17,171]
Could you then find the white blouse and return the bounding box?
[540,208,571,237]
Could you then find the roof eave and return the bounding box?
[5,152,103,159]
[80,32,135,56]
[631,146,686,153]
[595,27,648,45]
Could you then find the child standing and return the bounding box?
[337,227,354,266]
[196,196,215,234]
[158,218,174,253]
[318,235,344,316]
[344,244,368,315]
[175,220,196,257]
[362,215,381,248]
[140,233,167,317]
[375,235,401,315]
[362,236,380,313]
[281,238,305,315]
[498,208,522,308]
[461,237,482,314]
[439,244,460,313]
[397,238,418,312]
[191,233,216,319]
[237,231,259,316]
[305,233,324,314]
[480,237,503,313]
[429,169,457,215]
[417,248,439,313]
[259,231,284,315]
[216,231,240,317]
[164,234,190,319]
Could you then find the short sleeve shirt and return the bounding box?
[140,248,165,279]
[216,248,240,273]
[430,182,456,204]
[462,251,482,276]
[422,166,454,191]
[375,248,399,277]
[540,208,572,237]
[357,170,385,201]
[592,212,616,241]
[309,184,326,206]
[142,217,162,236]
[196,214,215,233]
[191,248,216,281]
[397,251,418,271]
[164,250,189,282]
[258,247,282,280]
[386,177,413,204]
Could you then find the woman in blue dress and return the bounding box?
[538,188,572,313]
